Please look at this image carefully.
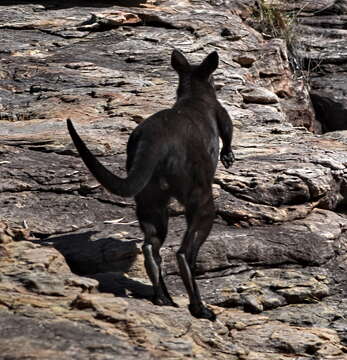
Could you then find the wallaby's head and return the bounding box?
[171,50,219,99]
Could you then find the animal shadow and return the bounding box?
[41,230,153,300]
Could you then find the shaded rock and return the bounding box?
[45,228,143,276]
[310,76,347,133]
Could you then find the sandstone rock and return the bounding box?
[241,87,280,104]
[235,54,257,67]
[268,1,347,133]
[1,1,347,359]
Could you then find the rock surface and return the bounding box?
[265,0,347,133]
[1,1,347,359]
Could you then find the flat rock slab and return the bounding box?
[1,230,347,359]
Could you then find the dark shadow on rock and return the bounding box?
[90,272,153,300]
[310,92,347,133]
[43,230,140,275]
[0,0,147,8]
[41,230,153,300]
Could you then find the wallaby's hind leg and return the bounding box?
[136,186,178,307]
[176,189,216,321]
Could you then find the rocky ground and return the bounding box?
[1,1,347,359]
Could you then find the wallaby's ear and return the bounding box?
[198,51,219,77]
[171,49,190,73]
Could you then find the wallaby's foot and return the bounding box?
[153,295,179,308]
[188,303,216,321]
[220,149,235,169]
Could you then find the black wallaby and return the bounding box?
[67,49,234,321]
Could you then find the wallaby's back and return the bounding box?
[67,49,234,321]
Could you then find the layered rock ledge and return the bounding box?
[1,1,347,359]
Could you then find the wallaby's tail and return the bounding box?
[67,119,159,197]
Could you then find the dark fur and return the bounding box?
[67,50,234,320]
